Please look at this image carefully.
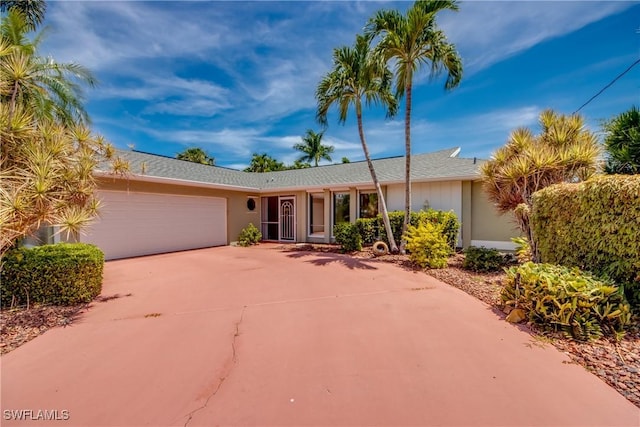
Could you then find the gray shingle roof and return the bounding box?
[99,147,484,191]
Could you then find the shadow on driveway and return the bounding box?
[285,250,378,270]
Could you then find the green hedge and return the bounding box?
[501,262,631,341]
[531,175,640,307]
[333,223,362,252]
[356,209,460,249]
[1,243,104,307]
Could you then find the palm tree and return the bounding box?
[244,153,284,173]
[481,110,600,261]
[176,147,215,165]
[366,0,463,250]
[0,8,125,255]
[0,0,47,30]
[316,34,399,253]
[1,9,96,127]
[293,129,334,167]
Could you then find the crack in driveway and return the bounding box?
[182,306,246,427]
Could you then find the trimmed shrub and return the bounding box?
[333,222,362,252]
[355,217,379,245]
[375,209,460,249]
[377,211,405,247]
[1,243,104,307]
[531,175,640,308]
[403,222,450,269]
[463,246,505,272]
[501,262,631,341]
[237,223,262,247]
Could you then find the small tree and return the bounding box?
[176,147,215,166]
[603,106,640,175]
[481,110,600,261]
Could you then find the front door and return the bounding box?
[279,197,296,241]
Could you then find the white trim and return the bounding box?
[449,147,461,157]
[470,240,516,251]
[307,193,325,238]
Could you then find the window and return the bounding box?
[359,191,378,218]
[308,193,325,236]
[333,192,350,225]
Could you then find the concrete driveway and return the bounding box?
[2,245,639,426]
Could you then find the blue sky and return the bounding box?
[39,1,639,169]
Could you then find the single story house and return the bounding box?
[68,147,517,260]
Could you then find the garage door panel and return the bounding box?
[83,191,227,260]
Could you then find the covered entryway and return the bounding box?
[83,190,227,260]
[261,196,296,241]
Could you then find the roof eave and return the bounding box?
[94,171,261,192]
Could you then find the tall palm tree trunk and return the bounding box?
[356,104,398,253]
[401,80,413,253]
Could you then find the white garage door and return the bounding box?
[83,191,227,260]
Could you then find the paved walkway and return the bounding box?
[2,245,639,426]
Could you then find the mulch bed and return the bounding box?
[1,304,88,355]
[2,244,639,408]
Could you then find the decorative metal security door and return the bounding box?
[279,197,295,241]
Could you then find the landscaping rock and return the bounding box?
[506,308,526,323]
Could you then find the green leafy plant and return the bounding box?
[501,262,631,341]
[355,217,379,245]
[1,243,104,307]
[511,237,532,263]
[333,222,362,252]
[403,222,450,269]
[237,223,262,247]
[463,246,505,272]
[532,175,640,309]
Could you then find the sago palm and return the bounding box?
[366,0,463,250]
[316,33,399,252]
[293,129,333,167]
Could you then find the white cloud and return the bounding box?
[37,1,634,165]
[440,1,633,73]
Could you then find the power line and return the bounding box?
[573,57,640,114]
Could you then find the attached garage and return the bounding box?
[83,190,227,260]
